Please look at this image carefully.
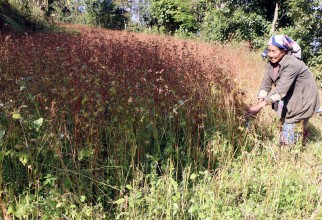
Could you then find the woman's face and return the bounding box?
[267,45,286,64]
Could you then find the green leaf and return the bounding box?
[12,112,22,119]
[82,96,88,105]
[63,177,73,189]
[190,173,197,180]
[80,195,86,203]
[18,153,28,166]
[0,151,4,162]
[125,184,133,190]
[32,118,44,131]
[109,87,117,95]
[188,205,197,213]
[0,130,5,140]
[7,204,14,214]
[170,178,178,189]
[114,198,125,204]
[20,85,26,91]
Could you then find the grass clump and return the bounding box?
[115,144,321,219]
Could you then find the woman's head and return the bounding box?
[262,35,302,61]
[267,35,292,50]
[267,45,287,64]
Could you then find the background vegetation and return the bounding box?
[0,0,321,219]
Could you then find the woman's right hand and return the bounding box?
[244,100,267,118]
[257,98,264,105]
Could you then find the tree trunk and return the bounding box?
[270,0,279,35]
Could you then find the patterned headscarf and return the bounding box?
[262,35,302,59]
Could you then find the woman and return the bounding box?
[246,35,320,145]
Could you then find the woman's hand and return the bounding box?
[257,98,264,105]
[244,100,267,118]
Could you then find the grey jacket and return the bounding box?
[258,54,320,123]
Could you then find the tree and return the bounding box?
[148,0,201,34]
[270,0,279,35]
[201,4,270,46]
[85,0,127,29]
[281,0,322,61]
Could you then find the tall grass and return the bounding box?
[114,142,321,219]
[0,25,321,219]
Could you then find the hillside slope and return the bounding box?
[0,24,321,219]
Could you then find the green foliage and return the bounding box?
[85,0,127,29]
[149,0,180,33]
[0,14,26,32]
[280,0,322,61]
[0,0,46,32]
[148,0,202,34]
[7,188,105,219]
[114,147,321,219]
[48,0,84,23]
[201,7,270,46]
[140,0,322,65]
[308,50,322,88]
